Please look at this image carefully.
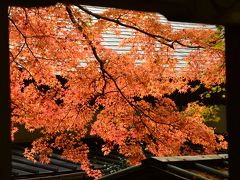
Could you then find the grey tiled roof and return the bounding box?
[12,144,228,180]
[12,144,127,179]
[100,154,229,180]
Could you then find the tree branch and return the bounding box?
[66,5,172,140]
[66,5,108,96]
[9,17,41,61]
[76,4,174,49]
[76,5,205,49]
[9,42,26,63]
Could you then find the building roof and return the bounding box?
[12,144,228,180]
[100,154,228,180]
[12,143,127,180]
[82,5,217,69]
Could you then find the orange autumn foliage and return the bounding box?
[9,4,227,178]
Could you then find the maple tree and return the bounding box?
[9,3,227,178]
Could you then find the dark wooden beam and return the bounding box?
[0,3,11,180]
[9,0,240,24]
[225,25,240,180]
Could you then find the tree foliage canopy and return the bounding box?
[9,4,227,178]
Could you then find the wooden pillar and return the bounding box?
[0,3,11,180]
[225,25,240,180]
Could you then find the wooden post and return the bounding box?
[225,25,240,180]
[0,3,11,180]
